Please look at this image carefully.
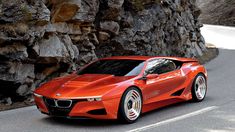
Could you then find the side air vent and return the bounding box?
[171,88,185,96]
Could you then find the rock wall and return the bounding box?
[0,0,206,103]
[197,0,235,26]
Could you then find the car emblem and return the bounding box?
[56,93,61,96]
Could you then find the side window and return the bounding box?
[145,59,177,75]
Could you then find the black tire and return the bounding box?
[118,87,142,124]
[192,73,207,102]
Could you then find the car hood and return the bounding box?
[35,74,135,99]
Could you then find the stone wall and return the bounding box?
[197,0,235,26]
[0,0,206,103]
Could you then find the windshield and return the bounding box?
[78,59,145,76]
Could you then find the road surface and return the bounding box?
[0,25,235,132]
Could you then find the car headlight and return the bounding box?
[33,93,43,98]
[87,97,102,102]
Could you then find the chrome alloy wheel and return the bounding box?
[194,75,207,100]
[124,90,142,121]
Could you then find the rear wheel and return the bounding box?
[119,87,142,123]
[192,74,207,102]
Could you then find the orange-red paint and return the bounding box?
[34,56,207,119]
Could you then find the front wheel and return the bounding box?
[192,74,207,102]
[119,87,142,123]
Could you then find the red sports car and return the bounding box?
[34,56,207,123]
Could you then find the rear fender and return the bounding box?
[181,62,207,78]
[181,62,207,100]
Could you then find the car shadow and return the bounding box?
[40,97,213,127]
[41,116,124,127]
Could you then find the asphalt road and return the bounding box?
[0,25,235,132]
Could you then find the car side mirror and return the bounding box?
[146,74,159,79]
[139,74,159,80]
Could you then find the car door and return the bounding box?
[142,59,186,104]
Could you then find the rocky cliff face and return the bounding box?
[0,0,206,103]
[197,0,235,26]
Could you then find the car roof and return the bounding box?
[100,56,197,62]
[101,56,152,61]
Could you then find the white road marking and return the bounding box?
[127,106,218,132]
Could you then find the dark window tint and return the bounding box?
[78,59,145,76]
[145,59,177,75]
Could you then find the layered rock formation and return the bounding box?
[197,0,235,26]
[0,0,206,103]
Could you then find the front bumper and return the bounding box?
[34,95,120,119]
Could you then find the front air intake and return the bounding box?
[56,100,72,108]
[44,98,72,108]
[43,98,87,116]
[44,98,56,107]
[44,97,76,116]
[87,108,107,115]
